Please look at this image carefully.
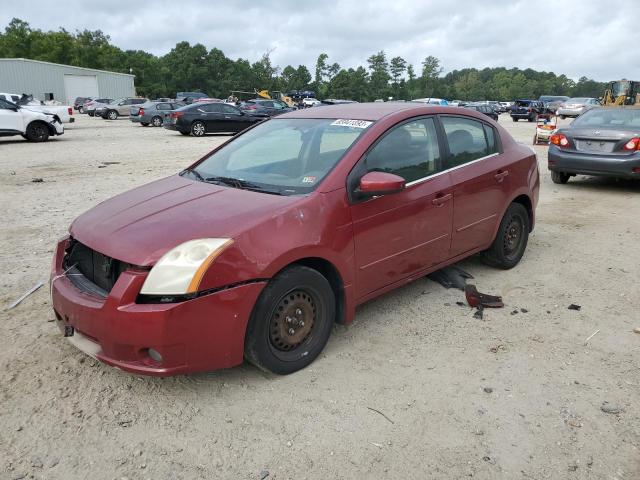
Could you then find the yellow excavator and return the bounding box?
[230,89,296,107]
[602,80,639,106]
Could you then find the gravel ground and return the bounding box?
[1,113,639,480]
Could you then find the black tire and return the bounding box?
[78,106,84,114]
[107,110,118,120]
[244,265,335,374]
[482,203,530,269]
[140,122,150,127]
[191,121,206,137]
[551,171,570,184]
[25,122,50,142]
[527,116,535,122]
[151,116,163,127]
[560,115,566,120]
[179,131,190,136]
[88,111,94,117]
[512,117,518,122]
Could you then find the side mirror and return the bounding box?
[356,171,405,198]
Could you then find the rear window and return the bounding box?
[572,108,640,127]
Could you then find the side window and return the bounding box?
[365,118,442,183]
[156,103,170,110]
[261,101,274,108]
[0,98,15,109]
[197,104,221,113]
[483,124,498,154]
[11,95,20,102]
[222,104,240,115]
[441,116,490,167]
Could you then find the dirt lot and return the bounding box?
[1,113,639,480]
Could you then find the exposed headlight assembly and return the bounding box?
[140,238,233,295]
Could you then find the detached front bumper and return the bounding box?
[548,146,640,179]
[50,238,266,376]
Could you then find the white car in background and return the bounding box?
[302,97,321,107]
[0,97,64,142]
[0,93,74,124]
[412,97,449,105]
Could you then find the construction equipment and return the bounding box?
[602,80,639,106]
[230,89,296,107]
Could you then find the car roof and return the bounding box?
[279,102,447,121]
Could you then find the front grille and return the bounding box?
[63,240,133,297]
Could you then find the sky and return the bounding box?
[2,0,638,81]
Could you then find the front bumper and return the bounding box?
[50,238,266,376]
[548,146,640,179]
[510,112,534,119]
[51,121,64,135]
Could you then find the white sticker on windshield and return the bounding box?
[331,119,373,129]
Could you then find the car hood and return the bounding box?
[70,174,302,266]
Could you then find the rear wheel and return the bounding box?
[107,110,118,120]
[179,131,190,136]
[25,122,50,142]
[482,203,530,269]
[151,115,163,127]
[527,116,535,122]
[560,115,566,120]
[88,111,94,117]
[140,122,149,127]
[191,121,206,137]
[244,266,335,374]
[512,117,518,122]
[78,106,84,114]
[551,171,570,184]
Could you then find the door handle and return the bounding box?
[224,116,231,119]
[494,170,509,182]
[432,193,452,206]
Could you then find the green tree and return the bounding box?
[367,51,391,100]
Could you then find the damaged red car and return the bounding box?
[51,103,539,376]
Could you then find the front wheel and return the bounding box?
[482,203,530,269]
[25,122,50,142]
[107,110,118,120]
[551,171,570,184]
[244,266,335,374]
[151,116,163,127]
[191,121,206,137]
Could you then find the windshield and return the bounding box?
[572,108,640,128]
[187,118,370,195]
[566,98,590,103]
[612,81,630,97]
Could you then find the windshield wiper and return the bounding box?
[182,168,205,181]
[205,176,284,195]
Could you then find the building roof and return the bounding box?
[0,58,135,77]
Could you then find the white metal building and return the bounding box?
[0,58,136,104]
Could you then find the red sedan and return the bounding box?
[51,103,539,375]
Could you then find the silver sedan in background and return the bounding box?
[557,97,600,118]
[129,101,185,127]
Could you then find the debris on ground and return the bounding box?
[568,304,581,311]
[8,281,44,309]
[600,403,623,415]
[520,308,528,313]
[260,470,270,480]
[483,387,493,393]
[428,265,473,290]
[633,327,640,334]
[465,285,504,308]
[489,344,506,353]
[366,406,394,424]
[584,329,600,346]
[31,178,44,183]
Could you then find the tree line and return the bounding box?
[0,18,608,101]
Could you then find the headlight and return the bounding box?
[140,238,233,295]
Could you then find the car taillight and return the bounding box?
[550,133,570,148]
[623,137,640,151]
[68,107,73,115]
[244,105,257,110]
[138,108,144,116]
[528,108,532,112]
[170,111,184,118]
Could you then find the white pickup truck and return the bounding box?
[0,96,64,142]
[0,93,75,124]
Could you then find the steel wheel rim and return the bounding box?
[503,216,523,257]
[269,289,317,352]
[152,117,162,127]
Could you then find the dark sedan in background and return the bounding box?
[465,103,499,121]
[548,107,640,183]
[239,98,294,117]
[164,102,264,136]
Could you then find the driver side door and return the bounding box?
[0,99,22,133]
[349,117,454,298]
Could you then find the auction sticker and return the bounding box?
[302,176,317,184]
[331,119,373,129]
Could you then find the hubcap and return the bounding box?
[153,117,162,126]
[193,123,205,135]
[503,217,523,256]
[108,111,116,119]
[269,290,316,351]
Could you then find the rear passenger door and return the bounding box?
[195,103,224,132]
[440,115,510,257]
